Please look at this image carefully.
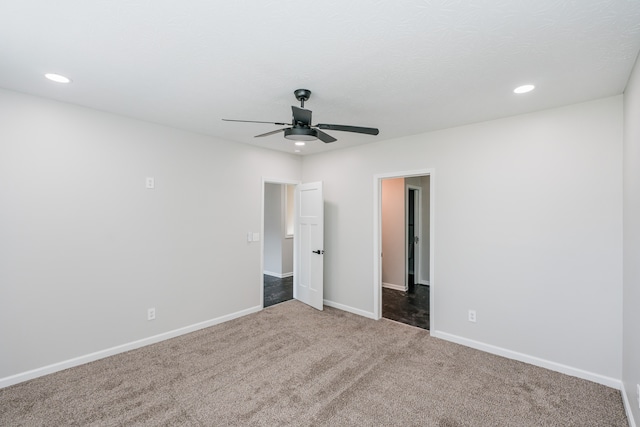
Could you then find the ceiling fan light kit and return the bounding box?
[284,127,317,141]
[222,89,379,144]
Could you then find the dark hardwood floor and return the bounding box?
[265,274,429,330]
[382,284,430,330]
[264,275,293,307]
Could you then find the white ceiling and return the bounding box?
[1,1,639,155]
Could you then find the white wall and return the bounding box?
[263,183,294,277]
[264,183,283,275]
[623,53,640,424]
[303,96,623,383]
[282,185,294,275]
[0,89,302,381]
[282,234,293,276]
[381,178,405,289]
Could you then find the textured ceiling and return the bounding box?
[1,0,640,155]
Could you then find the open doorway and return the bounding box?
[261,178,325,311]
[375,170,433,330]
[263,182,296,307]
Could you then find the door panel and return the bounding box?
[294,182,324,310]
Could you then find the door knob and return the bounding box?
[312,250,325,254]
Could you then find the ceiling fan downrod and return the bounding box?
[294,89,311,108]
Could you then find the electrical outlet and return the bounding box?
[468,310,476,323]
[147,307,156,321]
[145,177,155,189]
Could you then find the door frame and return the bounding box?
[261,177,301,309]
[373,169,434,327]
[405,184,422,289]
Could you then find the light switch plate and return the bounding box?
[252,232,260,241]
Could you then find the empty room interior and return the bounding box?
[1,1,640,425]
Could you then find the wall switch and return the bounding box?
[252,232,260,242]
[247,232,253,242]
[147,307,156,320]
[145,177,155,189]
[468,310,477,323]
[637,384,640,409]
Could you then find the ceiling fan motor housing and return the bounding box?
[284,127,317,141]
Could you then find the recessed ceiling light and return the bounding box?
[514,84,535,94]
[294,141,306,146]
[45,73,71,83]
[294,149,301,153]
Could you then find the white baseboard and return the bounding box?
[382,282,406,291]
[418,280,430,286]
[323,299,377,320]
[264,271,293,278]
[322,302,622,393]
[0,305,262,389]
[622,382,638,427]
[431,330,621,390]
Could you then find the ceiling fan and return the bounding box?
[222,89,379,143]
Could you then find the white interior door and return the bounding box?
[293,182,324,310]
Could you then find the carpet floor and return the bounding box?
[0,300,628,426]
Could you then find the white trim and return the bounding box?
[431,330,622,390]
[382,282,407,291]
[622,382,638,427]
[0,305,262,389]
[264,271,293,278]
[418,280,430,286]
[323,299,377,320]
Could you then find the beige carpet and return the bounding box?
[0,300,628,426]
